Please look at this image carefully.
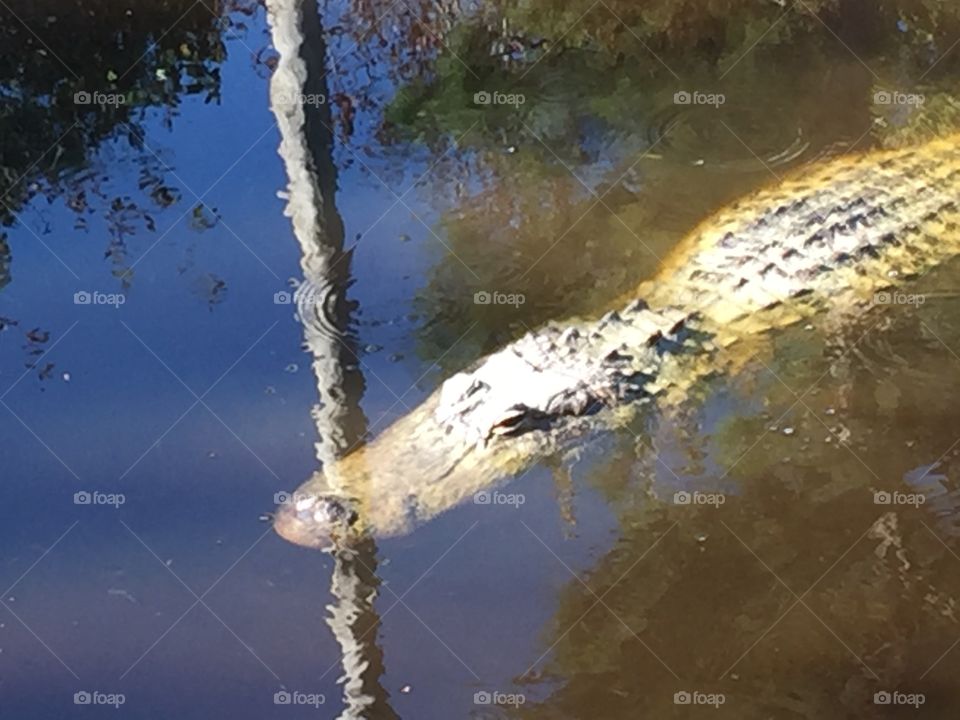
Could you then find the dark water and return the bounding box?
[3,1,960,718]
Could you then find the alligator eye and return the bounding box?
[306,496,353,525]
[491,407,529,436]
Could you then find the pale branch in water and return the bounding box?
[268,0,396,717]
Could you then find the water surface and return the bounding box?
[3,1,960,717]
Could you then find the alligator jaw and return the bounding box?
[273,480,361,551]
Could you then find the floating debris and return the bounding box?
[190,204,219,231]
[107,588,137,604]
[203,273,228,307]
[150,185,180,208]
[25,328,49,344]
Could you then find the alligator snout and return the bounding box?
[273,491,359,550]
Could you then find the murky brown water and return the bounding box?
[3,0,960,717]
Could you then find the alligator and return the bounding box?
[274,131,960,550]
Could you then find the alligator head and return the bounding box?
[273,303,696,548]
[273,479,360,551]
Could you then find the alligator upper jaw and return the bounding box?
[273,502,335,550]
[273,477,363,551]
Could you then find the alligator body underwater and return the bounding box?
[274,132,960,550]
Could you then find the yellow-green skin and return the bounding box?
[275,133,960,549]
